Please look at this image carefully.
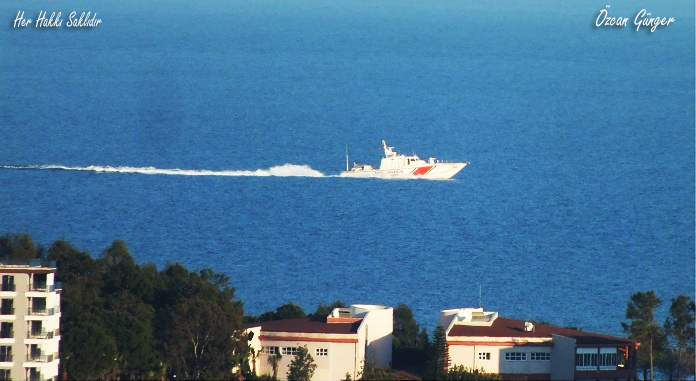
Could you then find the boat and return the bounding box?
[339,140,468,180]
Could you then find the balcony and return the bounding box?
[26,307,59,317]
[27,330,55,339]
[25,354,56,363]
[26,308,47,316]
[29,284,48,292]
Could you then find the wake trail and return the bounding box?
[0,164,327,177]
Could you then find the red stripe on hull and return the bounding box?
[412,166,433,176]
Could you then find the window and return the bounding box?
[282,347,298,356]
[530,352,551,361]
[0,299,13,315]
[505,352,527,361]
[0,369,9,381]
[0,323,12,339]
[478,352,491,360]
[316,348,328,357]
[0,276,14,292]
[0,346,11,362]
[600,349,618,370]
[576,352,598,370]
[261,346,278,355]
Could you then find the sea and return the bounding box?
[0,0,694,337]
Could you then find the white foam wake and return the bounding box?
[0,164,325,177]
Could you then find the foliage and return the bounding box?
[37,238,247,380]
[393,304,427,349]
[621,291,666,381]
[286,345,316,381]
[312,300,346,318]
[267,353,283,380]
[427,325,450,380]
[443,366,501,380]
[392,304,429,373]
[359,358,397,380]
[0,233,38,260]
[663,295,695,380]
[246,302,307,323]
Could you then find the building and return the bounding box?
[246,304,393,380]
[440,308,638,381]
[0,260,61,381]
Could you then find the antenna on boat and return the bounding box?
[345,145,349,172]
[479,284,482,308]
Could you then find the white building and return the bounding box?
[0,260,61,381]
[246,304,393,381]
[441,308,638,381]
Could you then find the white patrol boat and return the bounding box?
[340,140,468,180]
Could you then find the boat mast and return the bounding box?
[345,145,349,172]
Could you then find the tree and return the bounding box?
[664,295,695,380]
[0,233,38,260]
[427,325,450,380]
[252,303,307,323]
[393,304,423,349]
[392,304,428,372]
[267,353,282,380]
[622,291,665,380]
[359,358,397,380]
[312,300,346,318]
[275,303,306,320]
[286,346,316,381]
[443,366,501,380]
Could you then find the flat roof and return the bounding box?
[448,317,636,346]
[246,317,362,335]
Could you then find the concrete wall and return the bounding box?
[354,305,393,370]
[256,340,357,381]
[449,344,552,375]
[550,334,576,381]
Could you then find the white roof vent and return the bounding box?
[524,322,535,332]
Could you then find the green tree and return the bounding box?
[62,320,118,380]
[393,304,423,349]
[427,325,449,380]
[622,291,665,380]
[312,300,346,318]
[443,366,501,380]
[164,295,240,379]
[664,295,695,380]
[276,303,306,320]
[252,302,307,322]
[0,233,38,260]
[359,358,397,380]
[392,304,428,372]
[286,345,316,381]
[267,353,282,379]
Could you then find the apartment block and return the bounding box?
[0,260,61,381]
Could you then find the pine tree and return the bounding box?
[664,295,695,380]
[427,325,449,380]
[622,291,665,380]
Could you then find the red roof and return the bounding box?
[246,317,362,335]
[448,318,636,346]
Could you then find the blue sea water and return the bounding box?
[0,0,694,336]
